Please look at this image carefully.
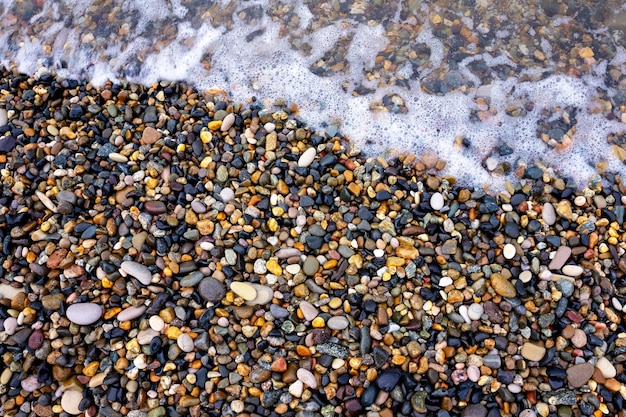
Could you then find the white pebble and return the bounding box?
[149,315,165,331]
[503,243,516,259]
[66,303,102,325]
[519,270,533,283]
[298,147,316,167]
[430,192,444,211]
[468,303,484,321]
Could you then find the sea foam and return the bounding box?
[2,0,626,189]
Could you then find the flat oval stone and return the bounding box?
[61,389,83,415]
[430,192,444,211]
[198,277,226,303]
[298,147,316,167]
[519,270,533,283]
[66,303,102,325]
[327,316,349,330]
[120,261,152,286]
[230,282,257,301]
[220,188,235,203]
[246,284,273,305]
[144,201,167,214]
[296,368,318,389]
[503,243,516,259]
[302,256,319,276]
[521,342,546,362]
[542,202,556,225]
[490,273,517,298]
[562,265,583,277]
[117,305,147,322]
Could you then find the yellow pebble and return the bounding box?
[267,218,278,232]
[328,297,342,309]
[176,144,186,153]
[101,277,113,289]
[83,361,100,377]
[312,317,325,328]
[200,156,212,169]
[208,120,222,130]
[266,259,282,275]
[386,256,405,267]
[125,339,141,354]
[608,237,618,246]
[200,130,212,143]
[166,326,182,340]
[272,207,284,216]
[145,178,159,189]
[323,259,338,269]
[382,271,391,282]
[579,47,594,58]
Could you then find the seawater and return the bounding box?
[2,0,626,189]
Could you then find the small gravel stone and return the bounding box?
[521,342,546,361]
[177,333,194,352]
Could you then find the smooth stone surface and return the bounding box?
[117,305,147,322]
[198,277,226,303]
[571,329,587,348]
[61,389,83,415]
[298,147,316,167]
[467,303,484,320]
[120,261,153,286]
[503,243,516,259]
[562,265,583,277]
[246,284,274,305]
[66,303,102,325]
[542,202,556,225]
[299,301,318,321]
[0,284,25,300]
[177,333,194,352]
[596,357,617,378]
[302,256,320,276]
[567,362,595,388]
[327,316,349,330]
[430,192,444,210]
[521,342,546,362]
[549,246,572,270]
[230,282,257,301]
[490,273,517,298]
[296,368,318,389]
[220,188,235,203]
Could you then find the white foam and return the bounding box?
[2,0,626,189]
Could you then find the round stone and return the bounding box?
[542,202,556,225]
[503,243,516,259]
[467,303,484,321]
[521,342,546,362]
[66,303,102,325]
[302,256,320,276]
[430,192,444,210]
[149,315,165,331]
[61,389,83,415]
[177,333,194,352]
[327,316,349,330]
[566,362,594,388]
[198,277,226,303]
[519,270,533,283]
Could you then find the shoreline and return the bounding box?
[1,68,626,417]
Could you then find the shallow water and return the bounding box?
[3,0,626,188]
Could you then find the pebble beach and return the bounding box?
[3,0,626,417]
[1,68,626,417]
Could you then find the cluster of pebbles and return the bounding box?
[1,68,626,417]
